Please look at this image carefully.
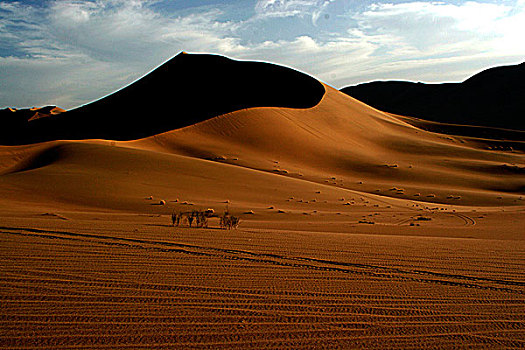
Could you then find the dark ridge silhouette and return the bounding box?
[340,62,525,131]
[392,113,525,143]
[0,106,65,124]
[1,52,325,145]
[0,106,66,144]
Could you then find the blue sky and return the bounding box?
[1,0,524,109]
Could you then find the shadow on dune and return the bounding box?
[1,52,325,145]
[341,62,525,131]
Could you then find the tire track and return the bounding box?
[449,213,476,226]
[395,212,476,227]
[1,226,522,297]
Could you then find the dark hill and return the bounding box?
[0,106,66,141]
[1,52,325,145]
[340,62,525,131]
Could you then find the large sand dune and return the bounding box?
[0,52,324,145]
[0,53,523,349]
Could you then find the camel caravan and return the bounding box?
[219,213,240,230]
[171,209,240,230]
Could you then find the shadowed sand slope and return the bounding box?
[0,106,66,147]
[1,52,324,145]
[340,62,525,131]
[389,112,525,146]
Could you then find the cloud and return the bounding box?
[354,1,525,55]
[227,35,377,85]
[254,0,333,24]
[322,1,524,86]
[0,54,128,109]
[243,1,525,86]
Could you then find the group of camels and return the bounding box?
[171,209,240,229]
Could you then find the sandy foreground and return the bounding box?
[0,206,524,349]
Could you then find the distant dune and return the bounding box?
[340,62,525,131]
[0,106,66,143]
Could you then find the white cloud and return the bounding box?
[255,0,333,24]
[51,1,94,25]
[355,1,525,55]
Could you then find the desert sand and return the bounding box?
[0,53,523,349]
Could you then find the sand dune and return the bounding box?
[130,84,524,207]
[0,53,523,349]
[1,52,324,145]
[0,105,65,120]
[1,83,523,211]
[0,54,523,226]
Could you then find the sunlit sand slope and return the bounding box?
[132,84,525,207]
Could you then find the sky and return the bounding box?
[1,0,524,109]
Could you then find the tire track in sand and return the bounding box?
[450,213,476,226]
[0,226,522,297]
